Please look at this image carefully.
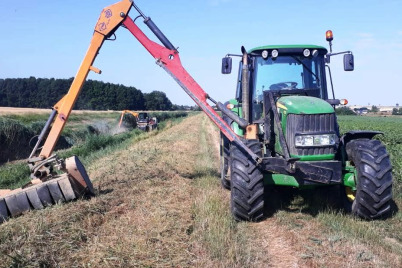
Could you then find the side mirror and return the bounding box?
[344,54,354,71]
[221,57,232,74]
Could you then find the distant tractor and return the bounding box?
[119,110,158,131]
[219,31,393,221]
[136,112,158,131]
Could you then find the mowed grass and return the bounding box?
[0,113,400,267]
[191,116,257,266]
[0,113,260,267]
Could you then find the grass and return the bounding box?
[191,116,255,266]
[0,113,262,267]
[0,114,194,267]
[1,111,119,124]
[0,113,400,267]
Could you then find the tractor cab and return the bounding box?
[247,45,329,120]
[138,112,149,122]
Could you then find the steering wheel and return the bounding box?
[269,82,298,90]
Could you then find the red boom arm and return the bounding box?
[121,15,259,162]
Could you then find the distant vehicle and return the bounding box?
[119,110,158,131]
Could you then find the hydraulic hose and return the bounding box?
[241,47,250,124]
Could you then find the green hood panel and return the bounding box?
[277,96,334,115]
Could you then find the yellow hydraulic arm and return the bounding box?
[118,110,139,128]
[33,0,133,159]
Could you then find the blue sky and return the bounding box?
[1,0,402,106]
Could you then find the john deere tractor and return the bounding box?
[219,31,393,221]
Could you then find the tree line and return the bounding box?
[0,77,173,111]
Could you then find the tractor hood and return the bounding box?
[277,96,334,114]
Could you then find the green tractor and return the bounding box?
[219,31,393,221]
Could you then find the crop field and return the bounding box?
[0,113,401,267]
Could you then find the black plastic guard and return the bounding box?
[295,161,342,184]
[261,158,342,184]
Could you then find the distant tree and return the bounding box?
[392,108,399,115]
[144,91,173,110]
[335,106,356,115]
[370,105,379,113]
[192,105,202,111]
[0,77,146,111]
[172,104,186,110]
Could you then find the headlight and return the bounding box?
[262,50,268,59]
[295,134,336,147]
[271,49,279,58]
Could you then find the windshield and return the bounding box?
[138,113,148,120]
[253,55,325,101]
[251,55,326,120]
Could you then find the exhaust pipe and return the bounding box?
[241,46,250,124]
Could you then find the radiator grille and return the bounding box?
[286,114,337,156]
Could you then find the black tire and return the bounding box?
[220,132,231,190]
[230,140,264,221]
[345,139,393,219]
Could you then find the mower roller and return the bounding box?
[1,0,393,223]
[0,156,93,222]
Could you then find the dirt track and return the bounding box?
[0,114,400,267]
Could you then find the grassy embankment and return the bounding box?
[0,111,189,189]
[0,113,263,267]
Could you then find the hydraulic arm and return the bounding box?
[118,110,139,128]
[30,0,258,175]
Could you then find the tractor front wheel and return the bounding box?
[230,140,264,221]
[345,139,393,219]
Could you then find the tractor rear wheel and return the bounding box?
[220,132,231,190]
[230,140,264,221]
[345,139,393,219]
